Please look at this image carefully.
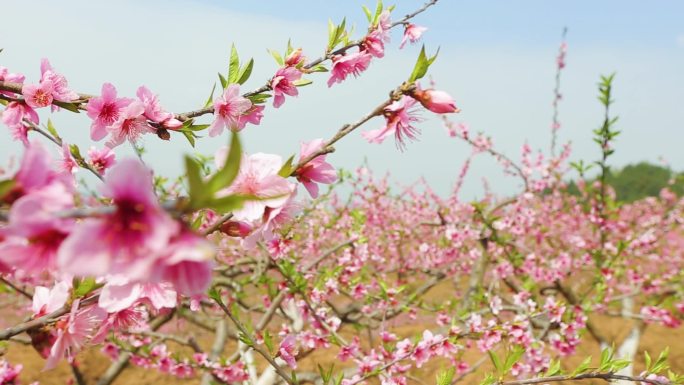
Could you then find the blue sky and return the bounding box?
[1,1,683,198]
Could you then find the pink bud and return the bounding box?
[411,89,460,114]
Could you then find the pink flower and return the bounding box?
[105,101,155,147]
[136,86,181,128]
[86,83,132,141]
[22,80,54,109]
[327,52,372,87]
[237,104,265,130]
[216,149,294,221]
[362,96,421,149]
[0,66,25,97]
[44,300,105,370]
[209,85,252,136]
[285,48,305,67]
[150,231,215,296]
[32,281,70,317]
[99,279,177,312]
[40,58,78,103]
[295,139,337,198]
[363,29,389,58]
[399,24,427,49]
[271,67,302,108]
[0,359,23,384]
[61,142,78,175]
[57,159,179,280]
[278,335,298,369]
[88,146,116,174]
[411,87,459,114]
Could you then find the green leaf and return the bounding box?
[409,45,430,82]
[247,93,272,104]
[570,356,592,377]
[218,72,228,89]
[208,287,223,305]
[206,132,242,194]
[309,64,328,73]
[46,119,60,140]
[362,5,373,22]
[268,49,284,66]
[185,155,207,206]
[204,83,217,108]
[278,154,296,177]
[488,350,502,375]
[53,101,80,113]
[263,330,274,354]
[436,367,455,385]
[645,351,652,372]
[237,58,254,85]
[181,130,196,147]
[373,0,384,24]
[293,78,313,87]
[69,144,82,159]
[545,359,562,376]
[0,179,16,200]
[207,194,250,213]
[73,277,97,297]
[228,44,240,84]
[504,346,525,372]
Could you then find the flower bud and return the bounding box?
[411,89,460,114]
[220,221,252,238]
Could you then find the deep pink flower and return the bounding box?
[216,149,294,221]
[136,86,181,128]
[399,24,427,49]
[44,300,106,370]
[0,359,23,384]
[22,80,54,109]
[327,52,372,87]
[362,30,388,58]
[40,58,78,103]
[57,159,179,280]
[105,101,155,147]
[411,87,459,114]
[295,139,337,198]
[271,67,302,108]
[87,146,116,174]
[362,96,421,149]
[209,85,252,136]
[86,83,132,141]
[278,335,298,369]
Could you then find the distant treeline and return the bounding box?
[566,162,684,202]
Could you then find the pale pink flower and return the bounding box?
[22,80,54,109]
[32,281,70,317]
[57,159,179,280]
[61,142,78,175]
[237,104,265,130]
[399,24,427,49]
[150,230,215,296]
[411,87,459,114]
[327,52,372,87]
[278,335,298,369]
[271,66,302,108]
[40,58,78,102]
[136,86,181,128]
[99,279,177,312]
[2,102,38,127]
[44,300,106,370]
[0,66,25,96]
[362,96,421,149]
[86,83,132,141]
[362,29,388,58]
[295,139,337,198]
[105,101,155,147]
[92,307,144,343]
[87,146,116,174]
[209,85,252,136]
[216,149,294,221]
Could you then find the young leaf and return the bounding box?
[206,132,242,194]
[268,49,284,66]
[181,130,196,147]
[46,119,60,140]
[218,72,228,89]
[228,44,240,84]
[207,194,249,213]
[408,45,430,82]
[488,350,502,375]
[362,5,373,22]
[0,179,16,200]
[278,154,296,177]
[436,367,455,385]
[237,58,254,85]
[185,155,206,206]
[73,277,97,297]
[204,83,217,108]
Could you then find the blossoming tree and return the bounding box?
[1,1,684,385]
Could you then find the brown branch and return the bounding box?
[500,372,670,385]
